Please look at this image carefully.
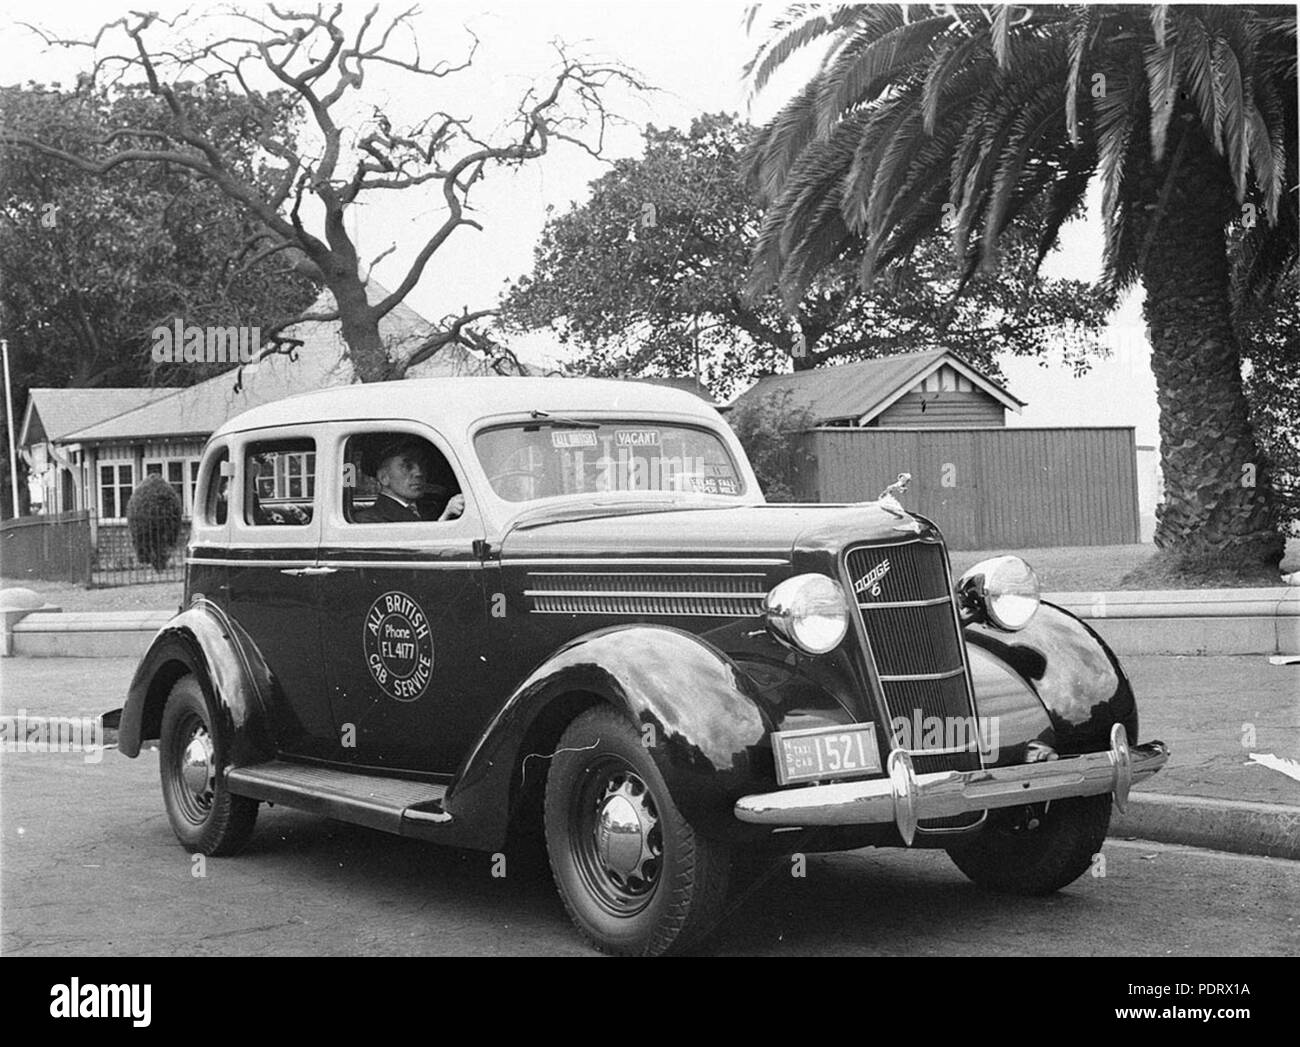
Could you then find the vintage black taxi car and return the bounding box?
[120,377,1168,955]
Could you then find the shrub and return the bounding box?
[127,476,183,571]
[726,390,814,502]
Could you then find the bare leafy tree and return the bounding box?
[3,5,646,380]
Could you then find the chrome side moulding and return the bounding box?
[736,724,1169,845]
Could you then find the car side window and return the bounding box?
[204,449,230,525]
[343,431,463,524]
[244,438,316,526]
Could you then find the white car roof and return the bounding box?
[210,376,724,440]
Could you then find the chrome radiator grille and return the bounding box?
[844,540,981,777]
[525,571,767,617]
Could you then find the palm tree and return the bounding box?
[744,4,1297,566]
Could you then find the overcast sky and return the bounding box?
[1,0,1158,445]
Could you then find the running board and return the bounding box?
[226,760,451,835]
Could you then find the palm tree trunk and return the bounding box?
[1137,132,1283,567]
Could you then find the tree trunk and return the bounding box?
[1137,132,1283,566]
[329,270,392,383]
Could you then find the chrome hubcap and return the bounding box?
[180,728,215,804]
[594,775,661,890]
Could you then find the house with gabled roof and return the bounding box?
[725,348,1025,428]
[723,348,1142,548]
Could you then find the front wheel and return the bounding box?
[544,706,731,956]
[945,794,1111,896]
[159,674,258,855]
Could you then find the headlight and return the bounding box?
[764,574,850,654]
[958,555,1040,631]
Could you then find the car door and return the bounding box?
[223,429,335,760]
[315,420,491,774]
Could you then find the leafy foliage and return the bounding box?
[725,390,815,502]
[0,81,320,391]
[0,79,321,514]
[502,112,1108,398]
[1235,257,1300,532]
[127,476,183,572]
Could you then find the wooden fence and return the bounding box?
[792,427,1140,550]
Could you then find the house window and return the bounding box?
[99,462,134,521]
[145,457,203,516]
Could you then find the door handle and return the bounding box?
[279,566,338,576]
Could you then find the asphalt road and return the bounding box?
[1,656,1297,956]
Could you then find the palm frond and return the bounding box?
[1151,5,1170,49]
[1093,65,1141,293]
[921,32,987,133]
[813,14,952,136]
[743,78,820,203]
[1064,5,1099,144]
[1144,36,1180,161]
[744,4,864,95]
[1212,36,1250,198]
[842,86,927,234]
[1034,144,1096,272]
[991,3,1014,68]
[982,86,1069,266]
[1174,10,1221,145]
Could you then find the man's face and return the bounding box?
[377,451,426,501]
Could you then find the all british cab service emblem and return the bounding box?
[364,591,434,701]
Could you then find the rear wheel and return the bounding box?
[159,674,258,856]
[945,794,1111,896]
[544,706,731,956]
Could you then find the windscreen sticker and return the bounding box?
[551,430,598,448]
[364,591,433,702]
[614,429,661,447]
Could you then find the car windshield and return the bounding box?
[474,420,747,503]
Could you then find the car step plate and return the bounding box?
[227,760,450,834]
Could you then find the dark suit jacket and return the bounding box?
[354,491,440,523]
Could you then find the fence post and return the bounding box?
[81,511,92,587]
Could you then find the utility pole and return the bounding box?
[2,338,18,518]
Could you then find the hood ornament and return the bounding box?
[878,472,911,516]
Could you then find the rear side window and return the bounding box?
[244,439,316,526]
[203,449,230,525]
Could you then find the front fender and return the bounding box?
[964,602,1139,755]
[119,600,277,766]
[446,625,773,846]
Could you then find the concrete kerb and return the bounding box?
[1112,793,1300,861]
[1046,587,1299,656]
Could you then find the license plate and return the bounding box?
[772,723,881,785]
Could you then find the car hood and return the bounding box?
[498,501,942,561]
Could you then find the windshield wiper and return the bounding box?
[524,410,600,430]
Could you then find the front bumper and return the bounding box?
[735,723,1169,844]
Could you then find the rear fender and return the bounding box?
[119,600,277,766]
